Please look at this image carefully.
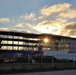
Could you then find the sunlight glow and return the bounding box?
[36,25,60,35]
[43,38,49,43]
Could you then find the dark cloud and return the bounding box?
[60,22,76,37]
[67,30,76,36]
[64,22,76,29]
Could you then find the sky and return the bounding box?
[0,0,76,38]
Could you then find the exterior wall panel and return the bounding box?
[69,39,76,53]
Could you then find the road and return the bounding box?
[1,70,76,75]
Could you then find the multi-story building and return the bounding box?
[0,30,76,53]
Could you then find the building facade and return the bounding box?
[0,31,76,53]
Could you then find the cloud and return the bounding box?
[38,18,67,26]
[38,16,44,19]
[57,9,76,19]
[60,22,76,37]
[60,29,76,37]
[14,23,24,28]
[0,17,10,22]
[64,22,76,29]
[11,29,30,33]
[18,30,30,33]
[20,13,36,20]
[40,3,71,18]
[26,19,76,38]
[27,23,60,34]
[36,20,63,34]
[36,3,76,37]
[0,27,30,33]
[0,28,10,31]
[27,18,67,34]
[26,23,37,31]
[68,30,76,36]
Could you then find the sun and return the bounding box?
[43,38,49,43]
